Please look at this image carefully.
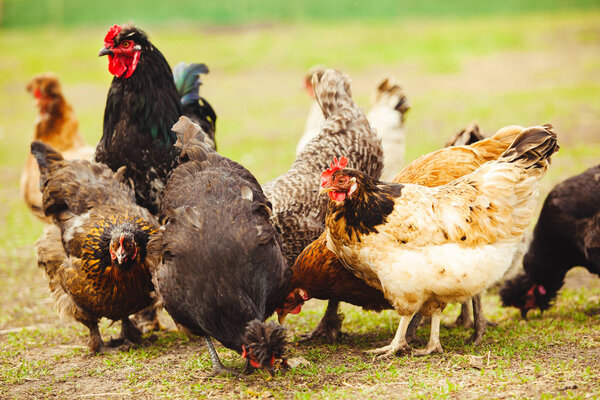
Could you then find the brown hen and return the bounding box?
[21,73,95,222]
[32,141,159,353]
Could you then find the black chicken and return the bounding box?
[96,24,217,215]
[150,117,290,377]
[500,164,600,318]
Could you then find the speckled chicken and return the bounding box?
[263,69,383,268]
[32,141,159,353]
[150,117,290,377]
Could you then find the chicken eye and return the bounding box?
[120,41,132,48]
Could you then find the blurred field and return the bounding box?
[1,6,599,400]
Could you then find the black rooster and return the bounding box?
[96,24,217,215]
[150,117,290,377]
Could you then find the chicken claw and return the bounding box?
[367,341,412,359]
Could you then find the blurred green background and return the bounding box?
[2,0,599,27]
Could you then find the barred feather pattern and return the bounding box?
[263,69,383,266]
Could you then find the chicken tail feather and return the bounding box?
[30,140,64,184]
[499,124,559,171]
[312,69,354,119]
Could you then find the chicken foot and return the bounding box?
[405,312,426,345]
[367,315,413,359]
[106,317,143,349]
[413,311,443,356]
[466,295,496,345]
[299,300,343,343]
[83,320,104,353]
[204,337,240,378]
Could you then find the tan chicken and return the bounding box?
[21,73,95,222]
[277,125,524,345]
[320,126,558,357]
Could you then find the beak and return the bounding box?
[98,47,113,57]
[115,247,126,264]
[319,186,333,195]
[278,312,287,325]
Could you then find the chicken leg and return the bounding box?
[367,314,413,358]
[299,300,343,343]
[466,294,497,345]
[413,311,443,356]
[204,337,240,378]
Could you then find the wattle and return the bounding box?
[329,191,347,202]
[108,55,128,78]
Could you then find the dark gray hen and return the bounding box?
[151,117,290,377]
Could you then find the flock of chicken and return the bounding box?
[21,24,599,377]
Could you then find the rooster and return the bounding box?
[277,125,524,344]
[32,141,159,353]
[96,24,216,215]
[21,73,95,222]
[263,69,383,268]
[150,117,289,377]
[320,126,558,356]
[500,164,600,318]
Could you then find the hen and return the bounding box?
[96,24,216,215]
[295,70,409,181]
[500,164,600,318]
[263,69,383,268]
[21,73,95,222]
[366,77,410,180]
[320,126,558,357]
[32,141,159,353]
[151,117,289,377]
[277,125,524,344]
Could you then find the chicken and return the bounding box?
[31,141,159,353]
[96,24,217,215]
[277,125,524,344]
[500,164,600,318]
[150,117,289,377]
[445,121,485,147]
[319,125,558,357]
[21,73,95,222]
[295,70,409,181]
[295,66,326,155]
[263,69,383,268]
[366,77,410,180]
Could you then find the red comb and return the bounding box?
[33,89,42,99]
[321,156,348,187]
[104,24,122,46]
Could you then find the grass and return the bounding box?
[2,0,599,27]
[1,9,600,399]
